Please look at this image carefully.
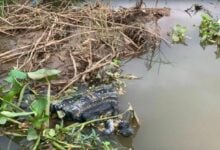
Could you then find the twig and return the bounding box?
[58,54,112,95]
[19,28,47,69]
[69,50,78,77]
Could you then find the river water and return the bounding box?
[118,0,220,150]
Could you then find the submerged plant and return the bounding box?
[199,13,220,58]
[171,24,188,43]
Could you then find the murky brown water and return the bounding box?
[1,0,220,149]
[118,0,220,150]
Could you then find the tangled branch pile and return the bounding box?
[0,2,170,93]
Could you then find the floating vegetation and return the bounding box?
[171,24,188,44]
[199,13,220,58]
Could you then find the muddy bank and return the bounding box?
[0,2,169,93]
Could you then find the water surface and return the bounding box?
[119,0,220,150]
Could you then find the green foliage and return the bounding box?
[5,69,27,83]
[171,24,187,43]
[199,13,220,58]
[102,141,111,150]
[30,97,48,129]
[0,68,115,149]
[1,69,27,110]
[0,116,7,125]
[31,97,47,117]
[112,59,121,66]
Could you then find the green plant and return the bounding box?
[0,68,118,149]
[0,68,61,149]
[0,67,139,149]
[171,24,187,43]
[199,13,220,58]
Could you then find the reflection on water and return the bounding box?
[119,0,220,150]
[0,136,19,150]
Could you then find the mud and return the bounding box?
[0,3,169,93]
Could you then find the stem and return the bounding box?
[2,131,26,137]
[0,97,34,120]
[32,136,41,150]
[18,83,28,107]
[52,142,66,150]
[45,77,51,128]
[0,97,24,112]
[7,117,23,125]
[46,136,81,148]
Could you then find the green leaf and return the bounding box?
[27,69,61,80]
[27,128,38,141]
[32,116,49,129]
[202,13,212,21]
[0,111,34,118]
[3,79,23,102]
[5,69,27,83]
[0,116,7,125]
[31,97,47,117]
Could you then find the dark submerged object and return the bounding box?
[103,119,115,135]
[51,85,119,122]
[103,119,134,137]
[118,120,134,137]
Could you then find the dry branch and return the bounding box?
[0,3,170,94]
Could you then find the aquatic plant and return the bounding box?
[0,68,139,149]
[199,13,220,58]
[171,24,187,43]
[0,68,105,149]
